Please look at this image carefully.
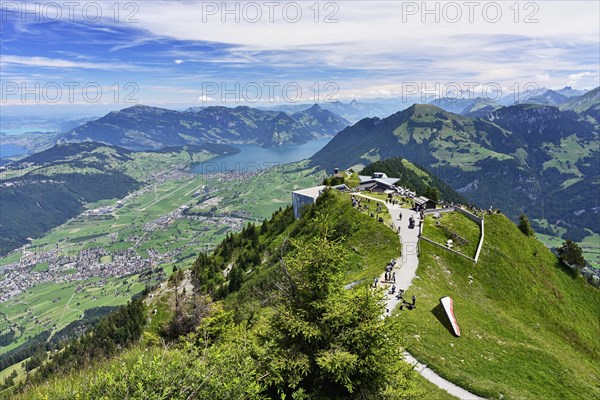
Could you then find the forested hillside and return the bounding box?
[8,190,434,399]
[6,188,599,400]
[60,104,350,149]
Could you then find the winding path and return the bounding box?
[356,194,485,400]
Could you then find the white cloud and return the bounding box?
[0,55,138,71]
[536,73,551,82]
[115,1,599,91]
[4,1,598,107]
[568,71,595,80]
[126,1,599,50]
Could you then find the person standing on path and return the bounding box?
[412,294,416,306]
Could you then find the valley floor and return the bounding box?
[0,161,325,363]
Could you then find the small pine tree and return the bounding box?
[227,266,244,293]
[264,237,423,399]
[557,240,586,272]
[423,186,440,203]
[518,213,534,236]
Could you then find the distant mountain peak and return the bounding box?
[122,104,152,111]
[61,104,349,150]
[406,103,446,114]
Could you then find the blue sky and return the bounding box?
[1,1,598,116]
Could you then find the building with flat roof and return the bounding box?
[292,185,326,219]
[291,184,348,219]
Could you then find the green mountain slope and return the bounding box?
[8,191,417,399]
[559,87,600,130]
[9,188,600,399]
[59,104,349,149]
[559,86,600,113]
[309,102,599,241]
[401,213,600,399]
[291,104,350,135]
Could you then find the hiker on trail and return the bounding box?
[374,278,378,287]
[392,272,396,282]
[412,294,416,305]
[391,284,396,293]
[399,212,403,220]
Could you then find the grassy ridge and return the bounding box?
[422,212,481,258]
[399,214,600,399]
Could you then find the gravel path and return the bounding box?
[356,194,485,400]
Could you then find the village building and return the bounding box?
[414,196,437,211]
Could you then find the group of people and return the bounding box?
[385,197,403,206]
[382,259,417,311]
[398,293,417,310]
[384,259,396,282]
[390,259,418,308]
[408,216,416,229]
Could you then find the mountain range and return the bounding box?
[429,86,597,116]
[58,104,350,150]
[262,99,406,123]
[310,88,600,239]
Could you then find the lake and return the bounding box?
[190,137,331,174]
[0,128,56,135]
[0,144,27,160]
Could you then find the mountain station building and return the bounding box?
[356,172,400,193]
